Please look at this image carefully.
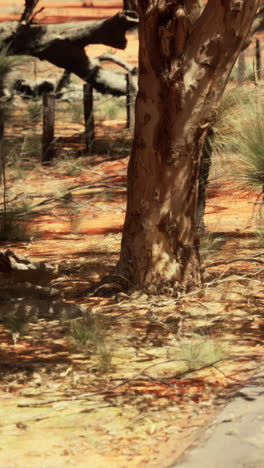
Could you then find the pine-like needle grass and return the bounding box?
[212,86,264,193]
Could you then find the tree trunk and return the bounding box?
[114,0,259,294]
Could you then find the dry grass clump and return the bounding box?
[212,86,264,193]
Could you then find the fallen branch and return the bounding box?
[97,53,138,75]
[1,12,138,95]
[17,356,240,408]
[205,253,264,268]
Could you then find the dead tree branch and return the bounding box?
[0,12,139,96]
[20,0,40,24]
[205,253,264,269]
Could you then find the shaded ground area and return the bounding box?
[0,151,264,467]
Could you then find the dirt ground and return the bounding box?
[0,2,264,468]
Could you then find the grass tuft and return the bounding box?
[27,102,42,124]
[3,313,29,336]
[22,134,42,158]
[178,336,227,373]
[232,101,264,190]
[200,233,226,261]
[70,314,112,372]
[0,214,32,242]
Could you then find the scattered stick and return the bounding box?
[205,253,264,268]
[17,356,240,408]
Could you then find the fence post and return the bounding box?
[256,38,262,81]
[42,92,55,164]
[0,111,4,185]
[83,83,94,153]
[237,51,245,85]
[126,72,136,132]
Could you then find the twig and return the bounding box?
[18,356,239,408]
[205,253,264,268]
[172,266,264,304]
[205,266,264,288]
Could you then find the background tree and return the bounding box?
[112,0,260,295]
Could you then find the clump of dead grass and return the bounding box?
[213,87,264,194]
[0,212,32,242]
[199,232,226,261]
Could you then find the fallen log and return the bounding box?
[0,12,138,96]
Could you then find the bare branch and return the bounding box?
[0,12,138,96]
[97,53,138,74]
[205,253,264,269]
[20,0,39,24]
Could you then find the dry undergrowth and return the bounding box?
[1,86,264,467]
[0,175,263,467]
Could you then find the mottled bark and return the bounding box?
[114,0,259,294]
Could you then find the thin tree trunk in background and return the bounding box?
[126,72,136,132]
[256,38,262,80]
[42,92,55,164]
[83,83,95,153]
[238,51,246,85]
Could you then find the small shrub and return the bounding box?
[10,164,25,180]
[212,86,253,155]
[255,228,264,247]
[200,233,226,261]
[58,161,83,177]
[97,342,113,373]
[22,133,42,158]
[70,315,112,372]
[96,97,125,121]
[233,102,264,190]
[212,86,264,192]
[3,312,28,336]
[0,214,31,242]
[229,61,255,83]
[27,102,42,124]
[68,102,83,123]
[178,336,227,373]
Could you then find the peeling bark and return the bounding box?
[114,0,259,294]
